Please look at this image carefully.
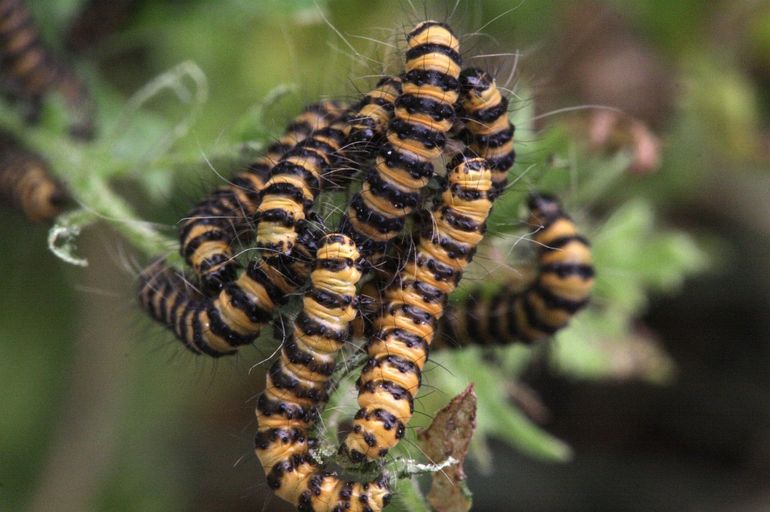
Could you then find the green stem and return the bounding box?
[1,105,181,266]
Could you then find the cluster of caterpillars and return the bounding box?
[137,21,595,512]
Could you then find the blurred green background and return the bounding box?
[1,0,769,511]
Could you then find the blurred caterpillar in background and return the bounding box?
[180,100,347,294]
[436,193,595,347]
[0,0,95,139]
[340,21,462,264]
[458,67,516,198]
[254,234,393,511]
[0,130,66,221]
[343,155,495,462]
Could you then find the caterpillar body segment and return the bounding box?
[458,67,516,198]
[437,193,595,347]
[180,101,345,293]
[343,156,495,462]
[137,262,238,357]
[0,0,95,139]
[156,217,328,357]
[0,0,58,105]
[340,21,462,264]
[255,116,350,256]
[254,234,392,511]
[0,132,65,221]
[345,76,402,160]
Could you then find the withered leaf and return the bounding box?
[417,384,477,512]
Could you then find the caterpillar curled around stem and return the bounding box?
[340,21,462,264]
[0,130,66,222]
[436,193,595,347]
[179,100,346,294]
[0,0,95,139]
[342,155,495,463]
[254,234,393,511]
[458,67,516,198]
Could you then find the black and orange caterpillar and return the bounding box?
[140,214,331,357]
[437,193,595,347]
[254,234,393,511]
[255,110,351,256]
[344,75,402,161]
[137,261,249,357]
[458,67,516,198]
[180,100,347,293]
[343,155,495,462]
[340,21,462,263]
[0,0,94,139]
[0,130,65,221]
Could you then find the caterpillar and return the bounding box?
[254,234,392,511]
[0,131,66,221]
[343,155,494,462]
[255,112,351,256]
[0,0,95,139]
[344,75,402,161]
[145,210,331,357]
[340,21,462,263]
[179,100,346,293]
[137,261,242,357]
[436,193,595,347]
[458,67,516,198]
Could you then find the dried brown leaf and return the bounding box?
[417,384,477,512]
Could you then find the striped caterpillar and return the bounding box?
[0,0,95,139]
[0,130,65,222]
[136,262,234,357]
[343,155,495,462]
[254,234,392,511]
[344,75,402,161]
[180,100,347,293]
[458,67,516,198]
[138,250,310,357]
[436,193,595,347]
[340,21,462,263]
[255,112,351,256]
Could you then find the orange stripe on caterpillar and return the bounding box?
[0,130,66,222]
[343,155,494,462]
[180,101,347,294]
[436,193,595,347]
[254,234,393,511]
[340,21,462,265]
